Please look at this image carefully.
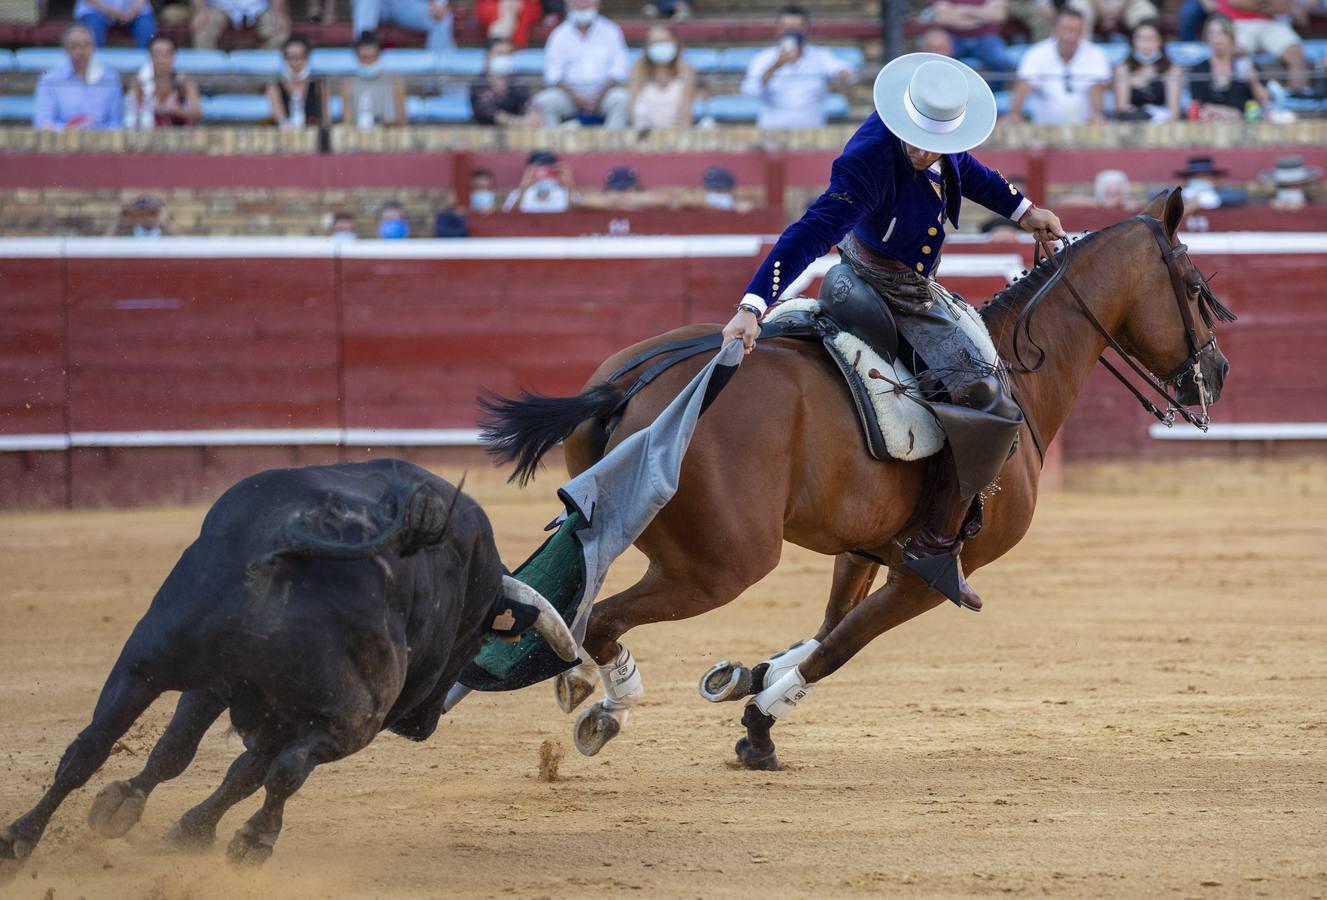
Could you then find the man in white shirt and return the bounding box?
[532,0,630,128]
[1005,7,1109,124]
[740,5,856,130]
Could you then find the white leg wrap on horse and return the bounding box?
[599,646,643,711]
[763,638,819,690]
[753,666,812,719]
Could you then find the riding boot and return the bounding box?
[900,454,984,612]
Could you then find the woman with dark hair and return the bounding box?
[129,34,202,128]
[1112,18,1182,121]
[628,24,696,129]
[1188,13,1269,121]
[267,35,328,128]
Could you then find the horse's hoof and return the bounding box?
[88,780,147,838]
[699,660,755,702]
[0,826,34,880]
[225,825,274,866]
[166,817,216,850]
[555,667,596,715]
[735,736,781,771]
[573,703,623,757]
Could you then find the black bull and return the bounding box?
[0,459,576,868]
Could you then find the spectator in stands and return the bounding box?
[1055,168,1137,206]
[475,0,543,48]
[33,25,123,131]
[110,194,175,236]
[924,0,1010,75]
[1189,14,1270,120]
[128,34,201,128]
[643,0,692,21]
[1260,155,1320,210]
[740,4,857,130]
[470,38,534,125]
[1175,155,1246,208]
[1211,0,1311,92]
[1178,0,1214,41]
[1112,19,1182,121]
[377,201,410,237]
[268,35,327,128]
[353,0,453,53]
[918,26,955,57]
[533,0,630,128]
[701,164,755,212]
[76,0,156,48]
[342,31,406,127]
[1008,0,1054,41]
[1005,8,1110,124]
[192,0,291,49]
[468,168,499,214]
[330,210,357,238]
[434,206,468,237]
[1065,0,1158,40]
[503,149,577,212]
[629,24,696,130]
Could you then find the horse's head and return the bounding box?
[1120,188,1234,410]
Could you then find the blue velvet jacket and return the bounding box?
[742,113,1030,312]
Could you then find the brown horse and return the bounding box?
[483,188,1231,769]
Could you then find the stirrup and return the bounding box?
[901,550,981,612]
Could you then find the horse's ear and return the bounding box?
[1162,185,1185,238]
[1141,188,1169,220]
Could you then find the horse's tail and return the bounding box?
[479,382,623,486]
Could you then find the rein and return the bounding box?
[1009,215,1234,435]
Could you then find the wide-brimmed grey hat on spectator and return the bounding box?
[702,165,736,191]
[873,53,997,155]
[1258,155,1323,187]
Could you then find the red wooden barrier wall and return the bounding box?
[1,236,1323,508]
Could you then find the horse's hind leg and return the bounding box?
[89,687,229,839]
[1,665,161,867]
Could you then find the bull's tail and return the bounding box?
[272,476,467,562]
[479,382,623,486]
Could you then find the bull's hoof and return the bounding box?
[735,736,781,771]
[554,666,596,715]
[226,825,275,866]
[573,703,623,757]
[88,780,147,838]
[699,660,755,703]
[166,816,217,850]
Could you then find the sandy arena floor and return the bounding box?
[1,460,1325,900]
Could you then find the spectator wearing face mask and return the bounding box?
[629,24,696,130]
[468,169,499,215]
[1112,19,1181,122]
[700,165,754,213]
[110,195,175,237]
[377,201,410,238]
[740,4,856,130]
[342,32,407,127]
[532,0,630,128]
[330,210,357,239]
[470,38,534,125]
[267,36,328,128]
[504,150,577,213]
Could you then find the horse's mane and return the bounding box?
[980,222,1127,318]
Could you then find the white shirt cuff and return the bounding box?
[1011,196,1033,222]
[740,293,769,315]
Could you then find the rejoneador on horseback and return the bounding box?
[723,52,1066,616]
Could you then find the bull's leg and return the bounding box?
[167,749,272,849]
[700,554,880,705]
[734,569,945,770]
[0,667,161,868]
[226,731,352,866]
[88,688,229,839]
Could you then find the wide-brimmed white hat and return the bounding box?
[874,53,997,155]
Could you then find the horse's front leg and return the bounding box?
[734,566,947,770]
[697,552,877,706]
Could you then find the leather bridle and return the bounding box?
[1010,215,1236,434]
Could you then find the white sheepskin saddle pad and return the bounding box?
[765,288,1001,462]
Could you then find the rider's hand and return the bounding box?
[1019,205,1067,243]
[722,308,760,354]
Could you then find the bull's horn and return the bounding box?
[502,575,580,663]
